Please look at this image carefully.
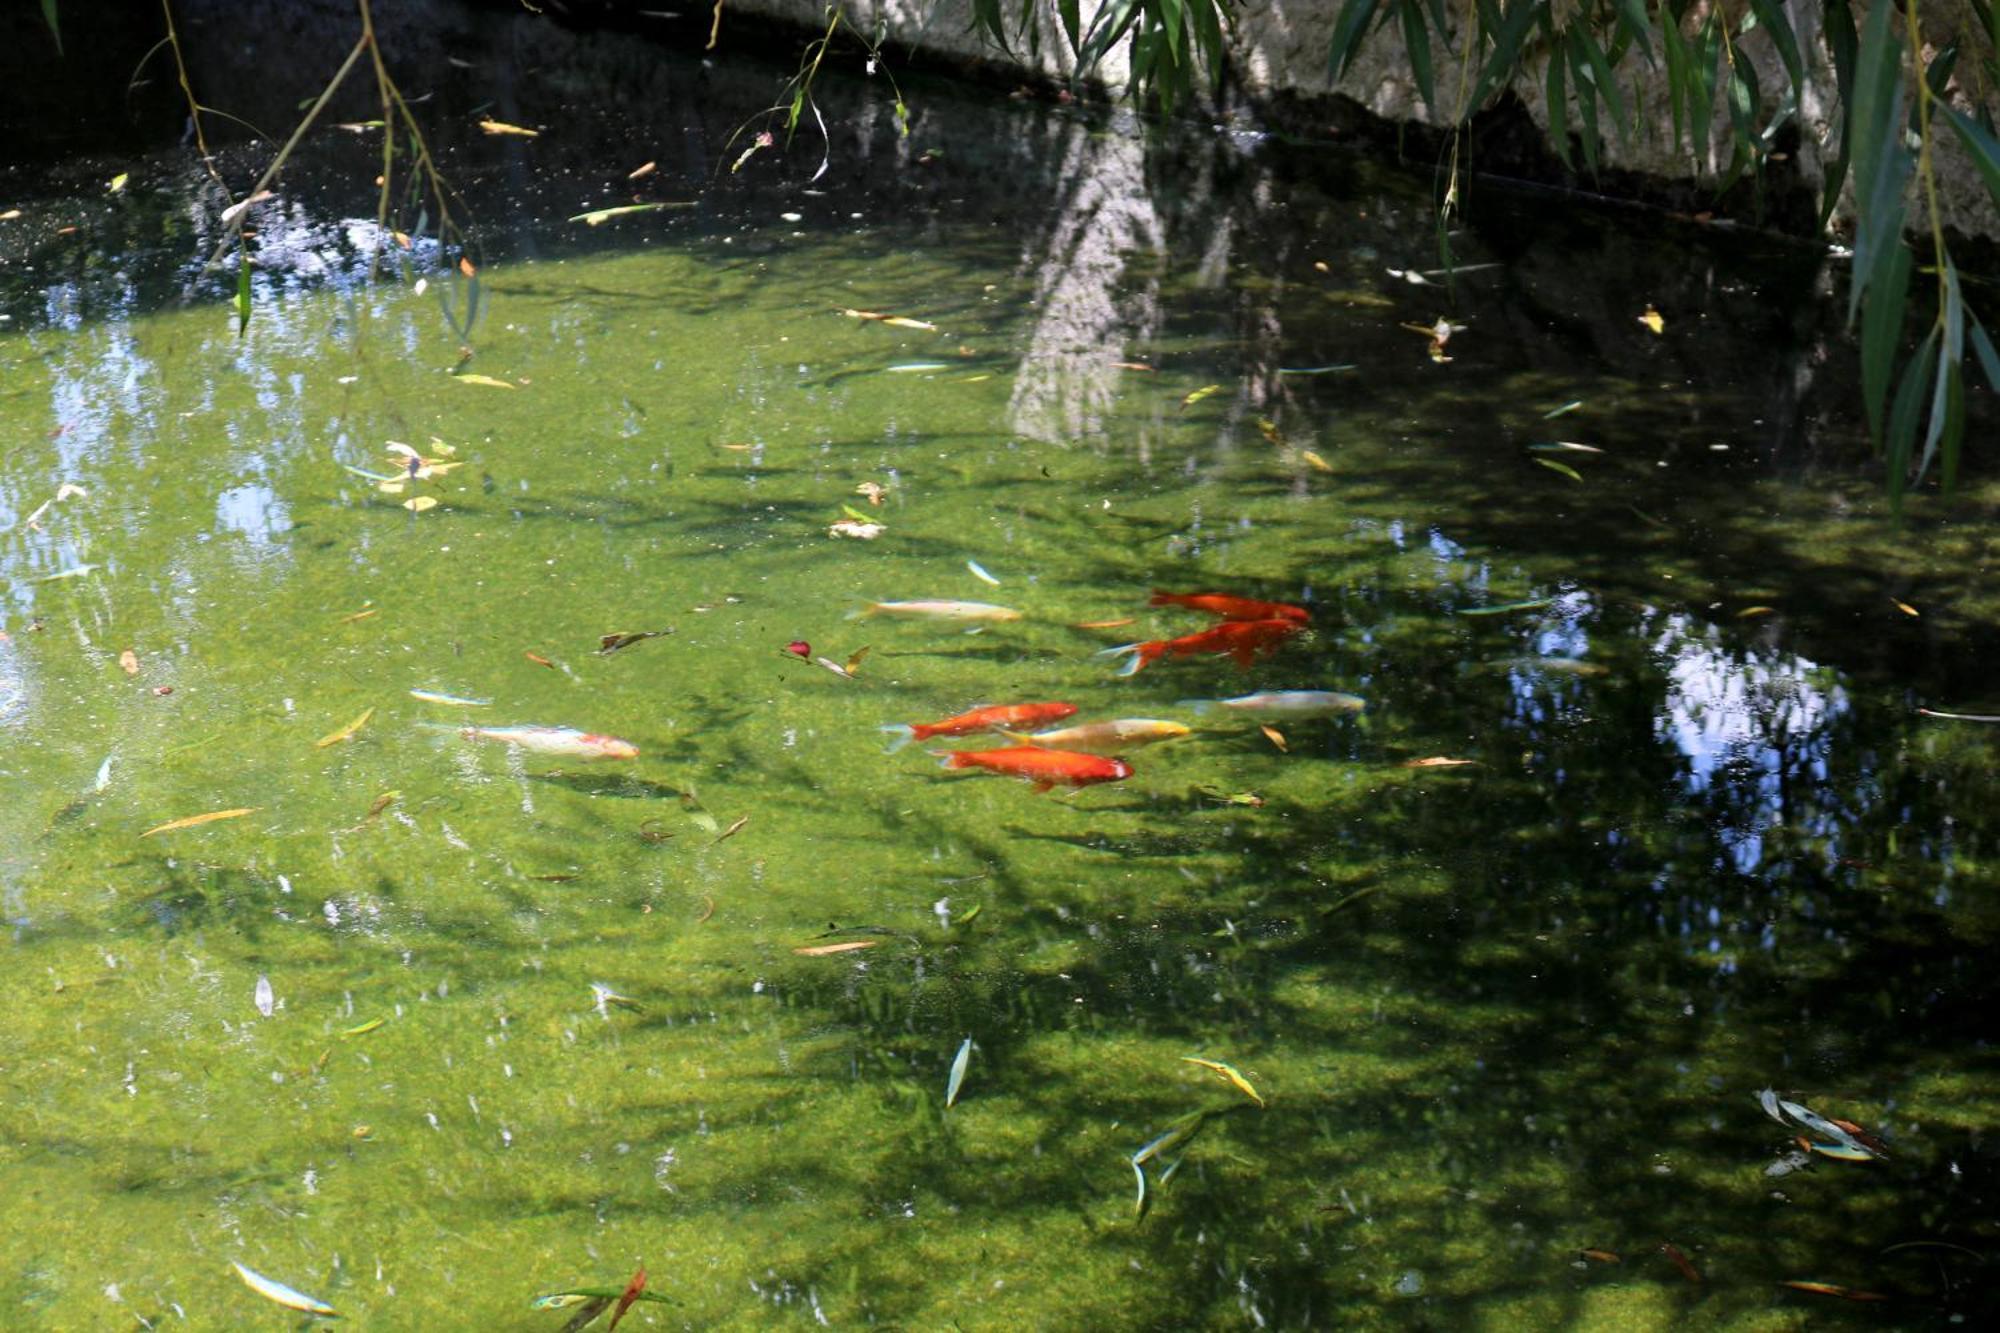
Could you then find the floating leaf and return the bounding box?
[342,1018,385,1037]
[478,118,539,137]
[945,1037,972,1108]
[843,645,871,675]
[1180,383,1224,408]
[1542,400,1584,419]
[567,202,692,225]
[315,707,375,749]
[1638,305,1665,335]
[1892,599,1920,617]
[598,629,673,655]
[142,807,258,838]
[403,496,437,513]
[793,940,877,956]
[1259,724,1288,752]
[524,651,556,669]
[714,815,749,844]
[1299,449,1333,472]
[1403,756,1478,768]
[452,373,515,389]
[1737,606,1776,618]
[1182,1056,1265,1107]
[118,649,139,675]
[1535,458,1584,482]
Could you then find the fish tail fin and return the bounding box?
[1231,646,1259,670]
[845,603,880,622]
[879,724,916,754]
[1177,699,1216,715]
[994,729,1033,743]
[932,750,968,770]
[1112,642,1162,677]
[1031,780,1056,795]
[1147,590,1177,608]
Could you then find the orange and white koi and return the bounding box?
[1099,618,1303,676]
[1149,590,1310,623]
[933,746,1132,793]
[882,701,1077,753]
[849,599,1021,622]
[428,723,638,761]
[998,718,1189,753]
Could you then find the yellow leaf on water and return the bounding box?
[118,649,139,675]
[458,256,477,278]
[1180,383,1225,409]
[1639,305,1665,335]
[793,940,877,956]
[1260,725,1288,752]
[0,209,22,220]
[403,496,438,513]
[1300,449,1333,472]
[141,807,258,837]
[109,173,129,193]
[315,707,375,749]
[1892,599,1920,617]
[1403,756,1478,768]
[628,160,657,179]
[1181,1056,1266,1107]
[880,316,936,331]
[453,374,516,389]
[1736,605,1775,618]
[478,119,540,137]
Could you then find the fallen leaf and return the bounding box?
[142,807,258,837]
[829,519,884,540]
[843,645,871,675]
[1892,599,1920,617]
[524,651,556,669]
[1260,725,1288,752]
[316,707,375,748]
[1072,618,1136,630]
[714,815,749,844]
[1180,383,1224,409]
[452,373,515,389]
[838,308,936,331]
[1536,458,1584,482]
[479,118,539,137]
[793,940,877,956]
[1299,449,1333,472]
[1402,756,1478,768]
[628,160,657,179]
[1639,305,1666,335]
[338,607,378,624]
[567,202,692,225]
[109,173,129,193]
[598,629,673,655]
[403,496,437,512]
[458,256,477,278]
[218,190,276,226]
[1736,605,1775,618]
[118,649,139,675]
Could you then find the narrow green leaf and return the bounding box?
[1917,265,1966,484]
[1661,13,1689,156]
[1612,0,1654,65]
[39,0,60,55]
[1159,0,1185,67]
[1057,0,1081,53]
[1469,0,1541,112]
[1747,0,1805,102]
[234,253,251,338]
[1569,39,1602,172]
[1326,0,1383,83]
[1571,26,1630,144]
[1401,0,1435,113]
[1190,0,1224,75]
[1860,242,1912,442]
[1885,327,1938,508]
[1686,16,1719,170]
[1939,104,2000,207]
[1546,42,1573,170]
[1968,314,2000,396]
[1077,0,1142,78]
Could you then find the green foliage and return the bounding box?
[1299,0,2000,504]
[39,0,60,55]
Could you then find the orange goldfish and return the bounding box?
[1100,618,1303,676]
[933,746,1132,793]
[882,702,1077,752]
[1150,590,1310,623]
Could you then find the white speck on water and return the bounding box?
[425,1112,440,1131]
[933,898,951,926]
[254,975,274,1017]
[752,979,765,994]
[323,900,341,926]
[1395,1271,1424,1296]
[303,1169,318,1195]
[278,874,292,895]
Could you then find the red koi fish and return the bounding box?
[1150,590,1310,623]
[934,746,1132,793]
[882,701,1077,752]
[1100,618,1303,676]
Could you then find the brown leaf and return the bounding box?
[792,940,877,956]
[118,649,139,675]
[1402,756,1478,768]
[141,807,258,837]
[1259,725,1288,753]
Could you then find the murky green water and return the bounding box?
[5,11,2000,1329]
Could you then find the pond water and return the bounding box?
[4,7,1999,1329]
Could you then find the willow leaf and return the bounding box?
[1160,0,1185,67]
[1885,327,1937,508]
[1327,0,1383,82]
[1939,103,2000,207]
[1469,0,1542,112]
[1747,0,1804,103]
[1057,0,1081,53]
[1969,314,2000,396]
[1572,25,1630,143]
[1859,242,1912,443]
[1917,265,1966,485]
[1546,42,1572,170]
[1612,0,1653,65]
[1401,0,1435,112]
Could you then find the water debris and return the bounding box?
[713,815,749,845]
[1259,725,1289,752]
[854,481,887,505]
[1892,598,1921,616]
[1542,400,1585,419]
[1195,787,1264,807]
[597,629,673,656]
[627,160,657,179]
[410,689,490,707]
[1400,316,1463,362]
[1527,441,1604,454]
[1298,449,1334,472]
[255,975,275,1018]
[1403,756,1478,768]
[1639,305,1666,334]
[118,649,139,675]
[1179,383,1225,409]
[883,362,951,374]
[1659,1241,1701,1284]
[1579,1249,1621,1264]
[829,519,885,539]
[141,807,257,838]
[1535,459,1584,482]
[945,1037,972,1108]
[1112,360,1154,371]
[218,190,276,227]
[316,707,375,749]
[850,600,1020,623]
[1757,1088,1885,1158]
[524,651,556,669]
[1073,617,1137,630]
[567,202,692,225]
[1454,597,1555,617]
[109,172,129,193]
[1736,606,1775,618]
[337,607,378,624]
[1777,1281,1889,1302]
[1917,707,2000,722]
[33,563,98,582]
[1276,364,1357,375]
[453,374,516,389]
[607,1266,648,1332]
[1182,1056,1264,1107]
[230,1261,337,1317]
[966,560,1001,586]
[403,496,438,513]
[793,940,877,956]
[13,480,87,532]
[342,1018,385,1037]
[839,308,937,331]
[590,983,643,1016]
[479,118,540,136]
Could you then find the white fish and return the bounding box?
[998,719,1190,754]
[945,1037,972,1108]
[254,975,274,1018]
[230,1261,338,1317]
[1180,691,1366,717]
[849,600,1020,623]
